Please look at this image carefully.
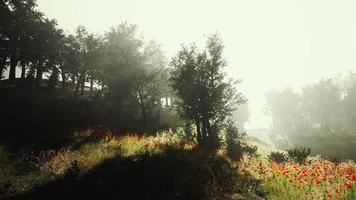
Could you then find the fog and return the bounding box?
[36,0,356,129]
[2,1,356,198]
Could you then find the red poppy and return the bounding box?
[345,183,352,190]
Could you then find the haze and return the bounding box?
[36,0,356,129]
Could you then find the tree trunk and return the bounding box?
[61,73,66,89]
[207,121,218,149]
[35,66,43,91]
[195,119,202,145]
[139,93,147,131]
[74,73,84,99]
[9,54,17,83]
[80,75,85,96]
[21,64,26,80]
[90,78,94,92]
[60,67,66,89]
[202,119,208,147]
[0,61,5,80]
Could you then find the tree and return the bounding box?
[170,33,245,148]
[32,18,62,90]
[232,102,250,130]
[1,0,41,83]
[343,72,356,132]
[265,88,302,135]
[132,41,167,131]
[57,34,80,90]
[300,78,341,130]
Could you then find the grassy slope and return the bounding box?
[0,130,265,200]
[0,129,355,200]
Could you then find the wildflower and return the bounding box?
[345,183,352,190]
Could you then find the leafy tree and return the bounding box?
[99,23,143,120]
[300,78,341,130]
[56,34,80,90]
[1,0,42,83]
[170,33,245,148]
[132,41,167,131]
[232,102,250,130]
[265,88,302,136]
[31,18,63,90]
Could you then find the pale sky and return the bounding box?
[36,0,356,129]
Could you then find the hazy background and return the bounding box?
[36,0,356,129]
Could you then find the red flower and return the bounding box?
[352,175,356,181]
[345,183,352,190]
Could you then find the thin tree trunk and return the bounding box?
[9,54,17,83]
[195,119,202,145]
[21,64,26,80]
[0,61,5,80]
[80,74,85,96]
[90,78,94,92]
[60,67,66,89]
[202,119,208,147]
[140,101,147,131]
[207,121,218,149]
[61,73,66,89]
[35,66,43,91]
[138,92,147,131]
[74,73,83,99]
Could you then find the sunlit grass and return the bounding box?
[0,129,197,198]
[1,129,355,199]
[240,155,356,199]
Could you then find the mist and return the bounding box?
[35,0,356,129]
[1,0,355,199]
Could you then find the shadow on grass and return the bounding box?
[7,148,228,200]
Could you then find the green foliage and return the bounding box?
[170,34,246,148]
[242,145,259,157]
[287,147,311,164]
[224,120,245,160]
[268,151,287,163]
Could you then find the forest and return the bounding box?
[0,0,355,199]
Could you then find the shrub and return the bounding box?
[287,147,311,164]
[242,145,259,157]
[224,120,245,161]
[268,151,287,163]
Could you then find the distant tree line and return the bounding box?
[265,73,356,159]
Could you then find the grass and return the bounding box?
[241,155,356,200]
[0,130,263,199]
[0,129,355,199]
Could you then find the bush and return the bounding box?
[242,145,259,157]
[268,151,287,163]
[287,147,311,164]
[224,120,245,160]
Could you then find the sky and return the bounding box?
[36,0,356,129]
